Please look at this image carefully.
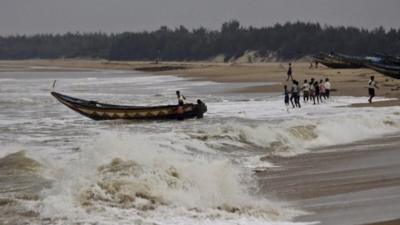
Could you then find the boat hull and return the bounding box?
[51,92,206,121]
[366,63,400,79]
[313,52,365,69]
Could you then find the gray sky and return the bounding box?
[1,0,399,35]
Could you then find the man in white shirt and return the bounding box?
[302,79,310,102]
[324,78,331,99]
[368,76,379,103]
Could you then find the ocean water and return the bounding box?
[0,70,399,225]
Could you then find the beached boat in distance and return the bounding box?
[51,92,207,121]
[373,53,400,66]
[366,63,400,79]
[312,52,365,69]
[312,52,400,79]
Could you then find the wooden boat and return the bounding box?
[51,92,207,121]
[373,53,400,66]
[333,53,372,67]
[366,63,400,79]
[312,52,364,69]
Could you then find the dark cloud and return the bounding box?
[1,0,399,35]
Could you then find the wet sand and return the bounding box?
[1,59,400,224]
[259,133,400,225]
[365,219,400,225]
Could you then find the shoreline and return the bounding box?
[1,59,399,107]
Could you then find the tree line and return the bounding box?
[0,21,399,61]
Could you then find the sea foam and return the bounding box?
[37,131,308,225]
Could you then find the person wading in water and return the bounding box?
[284,85,290,107]
[314,81,320,104]
[319,79,326,102]
[302,79,310,102]
[195,99,207,119]
[309,78,315,104]
[290,80,301,108]
[324,78,331,99]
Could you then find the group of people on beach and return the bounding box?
[285,63,381,108]
[284,63,331,108]
[284,78,331,108]
[176,63,381,119]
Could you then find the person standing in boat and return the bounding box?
[176,101,185,120]
[176,90,186,104]
[286,63,293,81]
[368,76,379,103]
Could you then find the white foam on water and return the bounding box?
[37,131,310,225]
[191,97,400,156]
[194,106,400,157]
[0,144,27,158]
[239,156,277,171]
[207,96,396,120]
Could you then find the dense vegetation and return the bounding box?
[0,21,399,61]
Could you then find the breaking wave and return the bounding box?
[35,106,400,224]
[191,109,400,156]
[36,132,306,225]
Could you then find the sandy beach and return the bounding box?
[1,59,399,106]
[1,59,399,225]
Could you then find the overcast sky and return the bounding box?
[1,0,399,35]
